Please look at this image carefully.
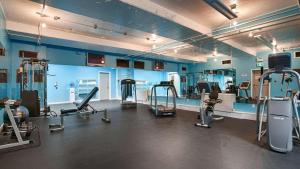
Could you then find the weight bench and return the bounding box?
[49,87,111,132]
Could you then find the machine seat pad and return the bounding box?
[61,108,78,114]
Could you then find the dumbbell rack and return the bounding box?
[0,102,30,150]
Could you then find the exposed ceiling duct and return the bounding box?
[254,35,274,50]
[203,0,237,20]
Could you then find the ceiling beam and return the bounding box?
[6,21,150,52]
[120,0,256,56]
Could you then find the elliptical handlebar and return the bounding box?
[256,68,300,134]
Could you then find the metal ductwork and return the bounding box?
[254,35,274,50]
[203,0,238,20]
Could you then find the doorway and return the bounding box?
[99,72,111,100]
[251,69,270,98]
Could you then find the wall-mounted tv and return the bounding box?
[19,50,38,58]
[87,53,105,66]
[116,59,130,68]
[153,61,164,71]
[222,59,232,65]
[134,61,145,69]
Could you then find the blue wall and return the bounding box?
[47,65,169,103]
[0,8,10,124]
[256,50,300,97]
[189,48,256,96]
[47,64,117,103]
[189,48,300,97]
[3,40,179,104]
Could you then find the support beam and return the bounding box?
[121,0,256,56]
[6,21,150,52]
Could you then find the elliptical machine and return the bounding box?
[195,88,223,128]
[256,52,300,153]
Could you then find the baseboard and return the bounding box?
[48,101,72,105]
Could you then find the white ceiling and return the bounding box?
[2,0,300,62]
[150,0,297,29]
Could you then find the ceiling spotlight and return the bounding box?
[151,33,157,39]
[271,38,277,46]
[41,23,47,28]
[174,49,178,53]
[152,44,156,49]
[214,58,218,62]
[232,8,237,13]
[232,20,238,26]
[213,48,218,56]
[230,3,238,14]
[231,0,237,5]
[253,34,261,38]
[248,31,253,37]
[40,4,48,10]
[54,16,61,20]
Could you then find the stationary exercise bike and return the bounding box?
[195,88,223,128]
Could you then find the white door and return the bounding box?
[99,72,110,100]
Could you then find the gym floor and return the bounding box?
[0,100,299,169]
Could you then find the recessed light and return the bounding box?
[151,33,157,39]
[271,38,277,46]
[232,20,238,26]
[248,31,253,37]
[254,34,261,38]
[41,23,47,28]
[40,4,48,10]
[213,48,218,56]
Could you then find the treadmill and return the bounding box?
[150,81,178,116]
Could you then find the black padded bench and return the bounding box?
[49,87,110,132]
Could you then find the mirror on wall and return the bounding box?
[180,68,236,99]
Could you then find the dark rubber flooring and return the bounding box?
[0,100,300,169]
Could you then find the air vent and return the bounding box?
[222,59,232,65]
[19,50,38,58]
[295,51,300,58]
[87,53,105,66]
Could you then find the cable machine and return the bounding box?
[19,58,50,117]
[121,79,137,107]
